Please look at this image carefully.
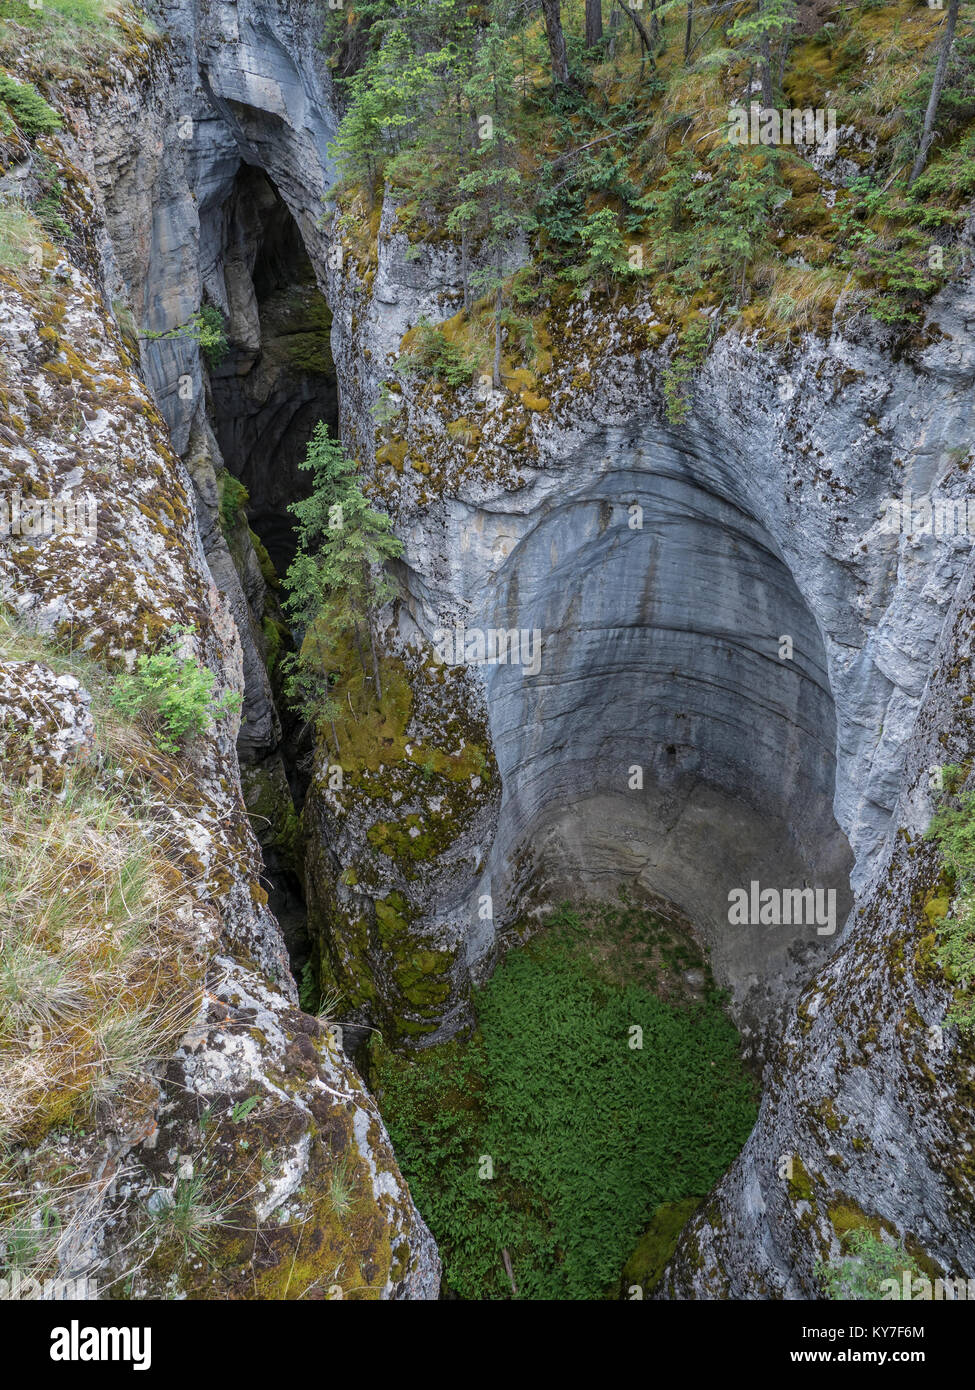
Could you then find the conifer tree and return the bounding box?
[729,0,796,106]
[284,423,402,711]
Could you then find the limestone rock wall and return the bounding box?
[0,5,439,1300]
[323,198,975,1281]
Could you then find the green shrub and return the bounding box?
[110,626,240,754]
[141,304,230,368]
[662,316,713,425]
[193,304,229,368]
[567,207,644,295]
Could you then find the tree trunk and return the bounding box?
[684,0,693,62]
[909,0,961,187]
[614,0,656,70]
[493,284,502,390]
[585,0,603,47]
[777,34,791,92]
[760,36,774,107]
[608,4,620,59]
[540,0,571,85]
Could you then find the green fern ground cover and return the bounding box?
[372,899,757,1299]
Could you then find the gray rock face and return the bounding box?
[663,543,975,1297]
[88,0,341,763]
[327,215,973,1002]
[324,205,975,1284]
[68,0,975,1294]
[0,8,440,1300]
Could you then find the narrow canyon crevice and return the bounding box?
[210,163,337,575]
[197,162,342,998]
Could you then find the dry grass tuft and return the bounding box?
[0,778,205,1144]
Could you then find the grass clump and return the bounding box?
[0,0,134,72]
[373,898,756,1299]
[150,1175,227,1263]
[0,609,214,1290]
[0,773,204,1145]
[0,198,44,276]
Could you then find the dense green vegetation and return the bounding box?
[323,0,974,415]
[0,73,61,138]
[373,899,757,1299]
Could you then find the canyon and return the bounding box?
[1,0,973,1299]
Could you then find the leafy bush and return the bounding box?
[110,626,240,754]
[374,902,756,1299]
